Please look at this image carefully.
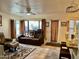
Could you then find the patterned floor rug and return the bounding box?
[4,45,36,59]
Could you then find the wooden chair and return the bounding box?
[59,42,71,59]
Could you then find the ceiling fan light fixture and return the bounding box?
[26,13,31,15]
[15,0,36,15]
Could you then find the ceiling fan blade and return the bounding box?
[15,2,27,7]
[30,12,36,15]
[16,11,27,13]
[21,11,36,15]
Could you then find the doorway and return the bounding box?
[51,20,59,42]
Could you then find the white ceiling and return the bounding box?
[0,0,79,16]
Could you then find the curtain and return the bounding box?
[67,21,69,32]
[20,20,25,34]
[42,19,46,39]
[10,20,16,38]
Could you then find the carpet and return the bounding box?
[4,45,36,59]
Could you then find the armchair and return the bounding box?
[0,32,8,50]
[0,32,11,51]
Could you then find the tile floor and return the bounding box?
[5,44,71,59]
[24,45,60,59]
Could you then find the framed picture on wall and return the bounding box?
[61,22,67,26]
[0,15,2,26]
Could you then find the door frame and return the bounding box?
[51,20,59,42]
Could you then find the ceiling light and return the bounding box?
[66,0,79,13]
[26,13,31,15]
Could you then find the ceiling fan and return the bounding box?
[16,0,35,15]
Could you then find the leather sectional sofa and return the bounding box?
[18,29,44,46]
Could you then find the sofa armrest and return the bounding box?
[5,38,12,41]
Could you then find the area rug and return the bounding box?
[5,45,36,59]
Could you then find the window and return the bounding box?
[76,21,79,40]
[69,20,74,40]
[29,21,39,31]
[15,20,20,37]
[15,20,42,37]
[25,21,29,33]
[69,20,79,40]
[25,20,42,32]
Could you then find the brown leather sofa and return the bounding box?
[18,29,44,46]
[0,32,10,50]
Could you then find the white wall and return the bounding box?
[45,20,51,42]
[0,17,10,38]
[0,12,22,38]
[45,19,68,43]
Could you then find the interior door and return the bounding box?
[10,20,16,38]
[51,20,59,42]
